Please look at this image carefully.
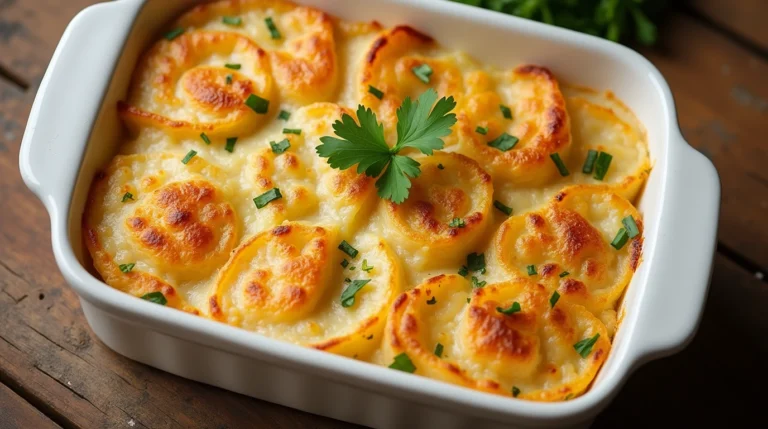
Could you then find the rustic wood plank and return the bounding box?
[0,382,61,429]
[640,12,768,269]
[687,0,768,52]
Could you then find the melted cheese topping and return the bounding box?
[84,0,650,402]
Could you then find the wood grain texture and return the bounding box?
[0,382,61,429]
[688,0,768,52]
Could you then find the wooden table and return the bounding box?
[1,1,765,428]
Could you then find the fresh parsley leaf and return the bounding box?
[471,276,486,288]
[394,89,457,154]
[466,252,485,272]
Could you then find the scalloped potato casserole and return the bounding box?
[83,0,649,402]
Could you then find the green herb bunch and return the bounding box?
[450,0,667,46]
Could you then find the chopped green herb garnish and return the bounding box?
[458,266,469,277]
[512,386,521,397]
[593,151,613,180]
[467,297,471,303]
[488,133,519,151]
[368,85,384,99]
[224,63,241,70]
[225,74,233,85]
[181,150,197,165]
[527,265,537,276]
[341,279,370,307]
[164,27,184,41]
[411,63,433,83]
[341,259,349,268]
[475,126,488,135]
[437,164,445,170]
[550,291,560,308]
[448,218,466,228]
[389,352,416,373]
[315,88,457,204]
[245,93,269,114]
[344,278,351,283]
[582,149,598,174]
[362,259,373,272]
[270,139,291,154]
[550,153,570,176]
[366,334,374,340]
[497,301,521,315]
[499,104,512,119]
[622,215,640,238]
[426,296,437,305]
[573,333,600,358]
[278,110,291,121]
[471,276,487,288]
[493,200,513,216]
[611,228,629,250]
[119,263,135,273]
[338,240,358,258]
[265,17,281,39]
[141,292,167,305]
[222,16,242,26]
[121,192,134,203]
[225,137,237,153]
[434,342,444,358]
[200,132,211,145]
[283,128,302,135]
[253,188,282,209]
[467,252,485,272]
[565,393,574,400]
[349,266,356,271]
[559,271,570,278]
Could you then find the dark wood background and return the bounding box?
[0,1,765,428]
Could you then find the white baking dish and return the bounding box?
[19,0,720,427]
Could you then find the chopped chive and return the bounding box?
[471,276,487,288]
[341,279,371,308]
[565,393,574,400]
[245,93,269,114]
[434,343,444,358]
[458,266,469,277]
[448,218,466,228]
[141,291,167,305]
[573,333,600,358]
[437,164,445,170]
[200,132,211,145]
[512,386,521,397]
[622,215,640,238]
[550,291,560,308]
[224,63,241,70]
[181,150,197,164]
[362,259,373,272]
[222,16,242,26]
[582,149,598,174]
[121,192,134,203]
[559,271,570,278]
[283,128,302,135]
[253,188,282,209]
[349,266,356,271]
[527,265,537,276]
[225,137,237,153]
[593,152,613,180]
[389,352,416,373]
[164,27,184,41]
[499,104,512,119]
[368,85,384,99]
[270,139,291,154]
[119,263,135,273]
[427,296,437,305]
[550,153,570,176]
[265,17,281,39]
[278,110,291,121]
[487,133,519,152]
[497,301,521,315]
[225,74,233,85]
[466,252,485,272]
[493,200,513,216]
[411,63,433,83]
[611,228,629,250]
[467,297,471,303]
[341,259,349,268]
[475,126,488,135]
[338,240,358,258]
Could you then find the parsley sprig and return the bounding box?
[316,89,457,204]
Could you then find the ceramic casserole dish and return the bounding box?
[19,0,720,427]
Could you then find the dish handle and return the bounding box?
[631,135,720,361]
